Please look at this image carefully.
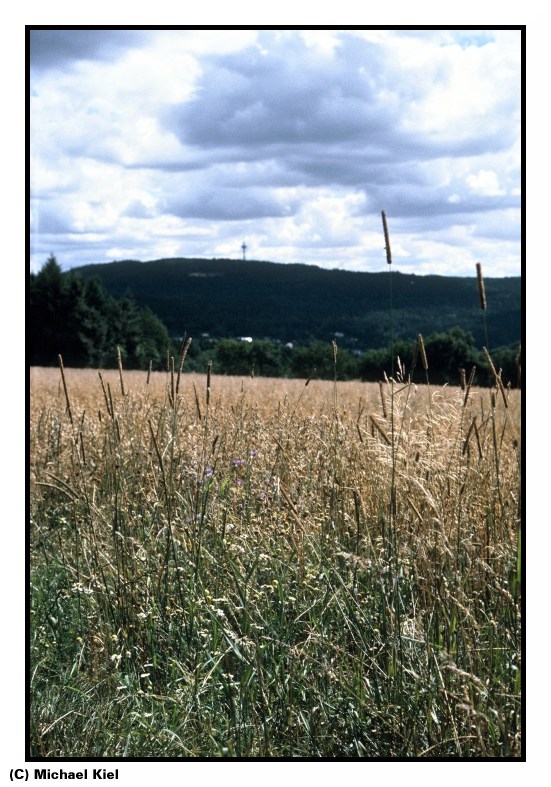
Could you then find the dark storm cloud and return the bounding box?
[163,187,297,221]
[165,35,392,150]
[368,186,518,220]
[121,199,157,219]
[29,29,152,71]
[162,31,518,225]
[34,203,74,235]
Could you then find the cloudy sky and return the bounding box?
[29,27,522,277]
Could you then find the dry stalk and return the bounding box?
[379,381,388,419]
[206,362,212,407]
[58,355,74,426]
[476,262,487,311]
[370,414,391,446]
[463,366,476,408]
[169,356,175,407]
[176,337,192,394]
[193,382,202,421]
[116,346,126,397]
[483,347,508,409]
[417,334,428,372]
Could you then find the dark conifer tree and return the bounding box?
[29,255,171,369]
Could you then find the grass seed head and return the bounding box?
[382,210,392,265]
[476,262,487,311]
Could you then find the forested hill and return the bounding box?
[74,257,521,350]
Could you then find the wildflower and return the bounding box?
[232,458,244,467]
[249,449,258,458]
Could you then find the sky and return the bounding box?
[29,27,522,277]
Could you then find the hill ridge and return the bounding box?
[73,257,521,350]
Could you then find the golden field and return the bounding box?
[29,364,521,758]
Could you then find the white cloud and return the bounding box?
[466,169,506,196]
[29,27,522,277]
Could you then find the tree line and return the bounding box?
[29,256,520,388]
[184,332,520,388]
[29,255,171,369]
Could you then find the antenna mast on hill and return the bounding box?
[242,241,247,261]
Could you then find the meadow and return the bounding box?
[29,357,521,758]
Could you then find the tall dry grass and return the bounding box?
[29,362,521,758]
